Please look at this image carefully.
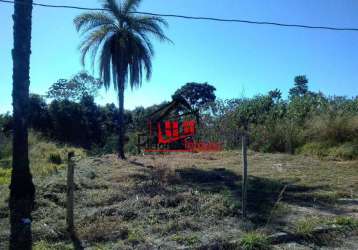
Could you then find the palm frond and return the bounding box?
[126,32,152,89]
[132,30,154,56]
[130,15,172,43]
[101,0,123,22]
[79,26,115,68]
[74,12,116,34]
[98,37,113,90]
[122,0,141,14]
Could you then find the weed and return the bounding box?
[171,234,199,246]
[78,216,128,242]
[328,142,358,160]
[331,216,358,229]
[127,228,145,244]
[0,168,11,185]
[299,142,329,159]
[33,240,72,250]
[265,184,288,225]
[293,217,320,237]
[240,231,271,250]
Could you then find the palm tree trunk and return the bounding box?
[10,0,35,249]
[117,82,126,159]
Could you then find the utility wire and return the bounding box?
[1,0,358,32]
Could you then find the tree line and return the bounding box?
[2,75,357,160]
[198,76,358,159]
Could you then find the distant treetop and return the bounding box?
[289,75,309,98]
[47,71,102,101]
[172,82,216,110]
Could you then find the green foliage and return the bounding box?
[28,133,87,176]
[171,234,199,246]
[47,71,101,101]
[29,94,52,133]
[289,75,308,98]
[328,142,358,160]
[305,114,358,144]
[3,74,357,160]
[240,232,271,250]
[127,228,145,244]
[299,142,329,158]
[33,240,73,250]
[172,82,216,110]
[30,95,130,150]
[0,168,11,185]
[124,132,139,155]
[0,132,86,184]
[232,95,274,127]
[196,75,358,158]
[332,216,358,229]
[294,217,320,237]
[74,0,170,90]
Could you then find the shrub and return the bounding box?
[304,114,358,145]
[124,132,139,155]
[328,142,358,160]
[0,133,11,160]
[299,142,329,158]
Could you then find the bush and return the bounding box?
[0,134,11,160]
[124,132,139,155]
[305,114,358,145]
[250,120,304,154]
[299,142,329,158]
[328,142,358,160]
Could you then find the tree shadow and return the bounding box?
[69,230,84,250]
[173,167,334,225]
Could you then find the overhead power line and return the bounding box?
[1,0,358,32]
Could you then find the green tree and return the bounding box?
[47,71,101,101]
[268,88,282,103]
[74,0,171,158]
[289,75,309,98]
[28,94,51,134]
[9,0,35,249]
[172,82,216,110]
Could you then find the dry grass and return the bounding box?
[0,150,357,249]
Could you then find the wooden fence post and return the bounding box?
[242,131,248,219]
[66,152,75,234]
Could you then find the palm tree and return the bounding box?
[10,0,36,249]
[74,0,171,159]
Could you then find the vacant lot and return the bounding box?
[0,151,357,249]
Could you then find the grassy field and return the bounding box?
[0,150,357,249]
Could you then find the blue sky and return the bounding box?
[1,0,358,113]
